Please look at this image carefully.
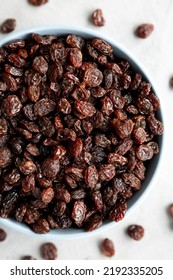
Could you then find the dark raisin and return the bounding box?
[99,164,116,181]
[41,242,57,260]
[0,19,16,33]
[127,225,144,240]
[135,23,154,39]
[109,200,127,222]
[34,98,56,117]
[21,256,37,260]
[0,228,7,241]
[28,0,48,6]
[0,147,12,168]
[42,158,59,179]
[85,215,102,231]
[122,173,141,190]
[84,68,103,87]
[3,95,22,117]
[32,218,50,234]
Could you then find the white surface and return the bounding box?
[0,0,172,260]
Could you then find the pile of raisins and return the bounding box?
[0,33,163,233]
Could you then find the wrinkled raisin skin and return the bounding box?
[92,9,105,27]
[127,225,144,240]
[135,23,154,39]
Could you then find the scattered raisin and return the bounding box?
[41,242,57,260]
[127,224,144,240]
[0,19,16,33]
[100,238,115,257]
[28,0,48,6]
[92,9,105,27]
[135,23,154,39]
[0,228,7,242]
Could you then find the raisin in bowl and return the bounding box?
[0,26,164,239]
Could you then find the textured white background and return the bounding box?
[0,0,173,260]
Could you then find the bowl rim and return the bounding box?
[0,25,165,240]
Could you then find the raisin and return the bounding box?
[3,95,22,117]
[27,86,40,102]
[32,56,48,75]
[112,119,134,139]
[70,48,83,68]
[94,134,111,148]
[0,228,7,242]
[21,256,36,260]
[42,158,59,179]
[0,118,8,136]
[15,204,27,222]
[127,225,144,240]
[57,98,71,114]
[34,98,56,117]
[84,165,99,189]
[0,19,16,33]
[99,164,116,181]
[74,100,96,118]
[0,147,12,168]
[25,208,40,224]
[101,96,114,115]
[100,238,115,257]
[108,153,128,166]
[0,191,18,218]
[92,9,105,27]
[91,190,103,210]
[53,202,66,217]
[52,145,66,160]
[19,160,37,175]
[4,168,20,185]
[109,90,125,109]
[133,127,147,144]
[56,188,71,203]
[32,218,50,234]
[66,34,84,49]
[28,0,48,6]
[41,188,54,203]
[136,144,153,161]
[122,173,141,190]
[135,23,154,39]
[84,68,103,87]
[71,200,86,226]
[147,115,164,135]
[109,200,127,222]
[85,215,102,231]
[69,138,83,157]
[147,141,159,154]
[92,38,113,55]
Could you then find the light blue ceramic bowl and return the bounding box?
[0,26,164,239]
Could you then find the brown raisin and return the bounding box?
[100,238,115,257]
[92,9,105,27]
[0,19,16,33]
[135,23,154,39]
[127,225,144,240]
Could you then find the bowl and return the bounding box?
[0,25,164,239]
